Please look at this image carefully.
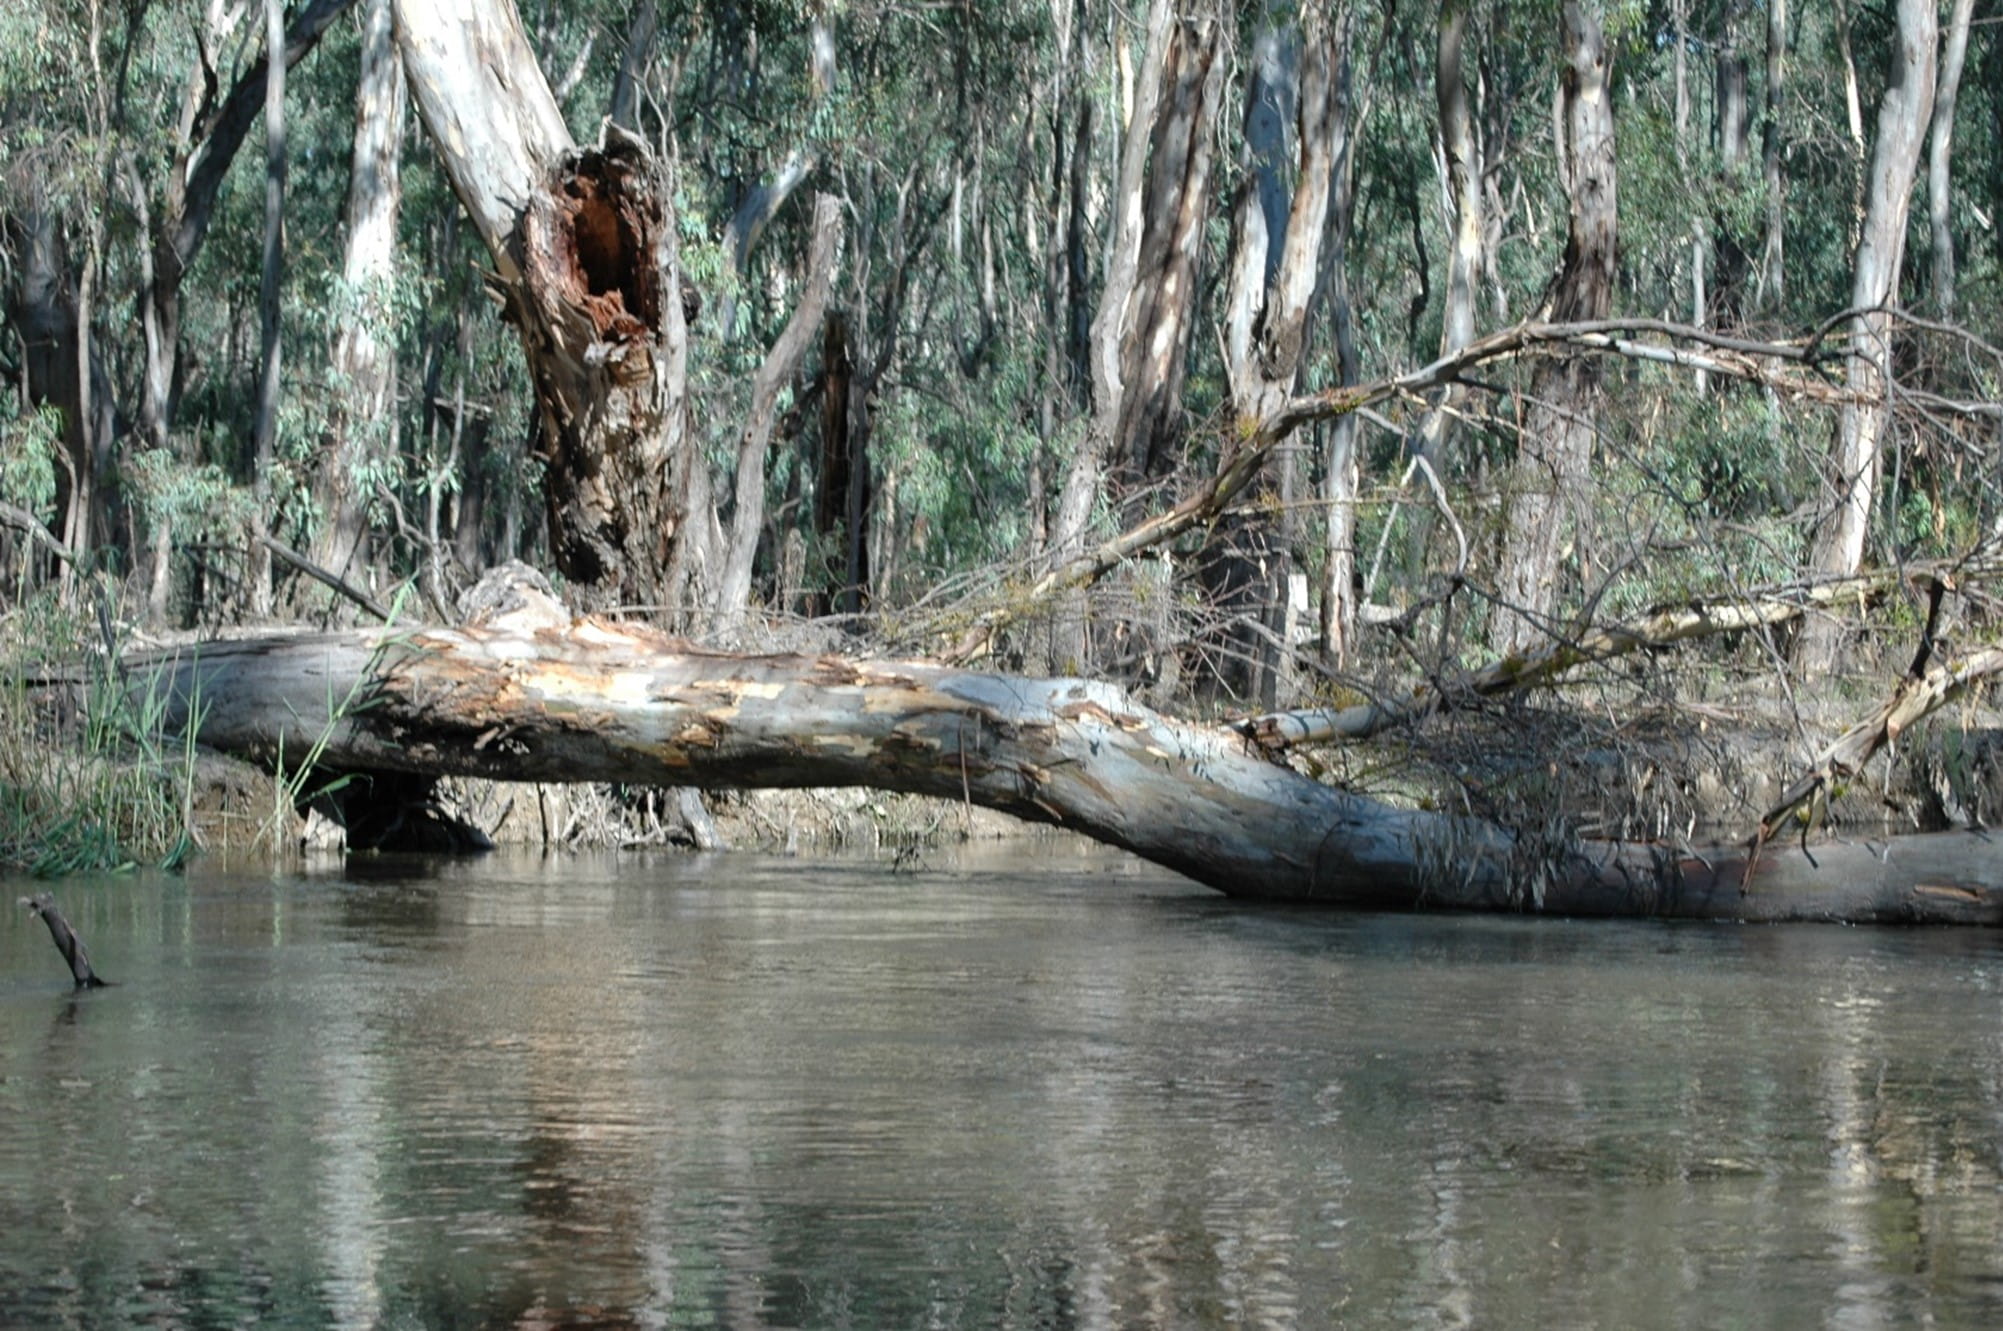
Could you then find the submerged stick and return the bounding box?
[19,894,110,989]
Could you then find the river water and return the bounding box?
[4,843,2003,1329]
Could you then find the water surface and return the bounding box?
[5,844,2003,1328]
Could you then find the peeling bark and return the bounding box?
[394,0,694,615]
[129,613,2003,924]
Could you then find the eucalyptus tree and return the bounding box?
[392,0,694,615]
[312,0,406,585]
[1490,1,1617,657]
[1800,0,1936,672]
[1926,0,1976,317]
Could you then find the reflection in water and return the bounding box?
[3,848,2003,1327]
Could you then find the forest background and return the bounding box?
[1,0,2001,874]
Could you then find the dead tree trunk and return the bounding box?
[393,0,695,615]
[20,893,109,989]
[128,611,2003,925]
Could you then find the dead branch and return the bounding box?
[942,317,1871,664]
[1240,557,1998,750]
[1747,577,2003,886]
[19,893,110,988]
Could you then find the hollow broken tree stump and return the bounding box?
[118,606,2003,925]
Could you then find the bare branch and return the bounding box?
[1240,555,2003,750]
[944,316,1874,663]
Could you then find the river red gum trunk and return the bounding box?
[517,135,689,608]
[394,0,694,614]
[134,618,2003,926]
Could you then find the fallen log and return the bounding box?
[126,615,2003,923]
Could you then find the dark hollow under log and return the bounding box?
[125,616,2003,925]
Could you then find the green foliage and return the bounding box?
[0,0,1998,704]
[124,446,257,549]
[0,398,59,518]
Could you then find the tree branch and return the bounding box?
[943,317,1874,663]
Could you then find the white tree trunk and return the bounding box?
[1801,0,1937,673]
[1492,3,1617,658]
[315,0,407,585]
[130,613,2003,924]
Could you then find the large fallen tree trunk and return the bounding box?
[126,611,2003,924]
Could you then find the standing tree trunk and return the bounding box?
[1047,0,1174,670]
[1709,14,1751,329]
[1926,0,1975,317]
[392,0,695,617]
[3,200,111,582]
[1756,0,1787,311]
[314,0,407,587]
[1399,0,1484,576]
[606,0,657,133]
[1491,3,1617,658]
[1050,0,1225,671]
[137,0,357,621]
[250,0,288,617]
[1111,11,1226,483]
[1800,0,1937,674]
[1220,9,1347,704]
[714,195,842,635]
[812,312,857,616]
[1318,39,1363,670]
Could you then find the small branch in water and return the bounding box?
[19,894,111,989]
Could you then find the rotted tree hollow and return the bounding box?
[514,133,694,611]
